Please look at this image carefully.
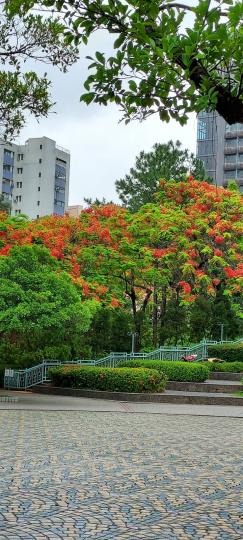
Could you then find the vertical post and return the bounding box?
[220,323,224,342]
[131,333,135,354]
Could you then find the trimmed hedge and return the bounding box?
[119,360,209,382]
[49,366,167,393]
[201,361,243,373]
[208,344,243,362]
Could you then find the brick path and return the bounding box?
[0,411,242,539]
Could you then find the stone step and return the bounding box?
[166,380,242,393]
[31,384,243,406]
[208,371,243,381]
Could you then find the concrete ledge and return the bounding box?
[209,372,243,381]
[166,381,242,393]
[31,385,243,406]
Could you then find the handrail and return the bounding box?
[4,338,243,389]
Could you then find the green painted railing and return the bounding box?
[4,338,243,390]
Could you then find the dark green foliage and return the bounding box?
[49,365,167,393]
[116,141,209,212]
[201,362,243,373]
[159,295,188,346]
[208,344,243,362]
[0,245,96,368]
[85,307,133,357]
[120,360,209,382]
[210,289,241,341]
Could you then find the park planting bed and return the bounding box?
[36,361,243,406]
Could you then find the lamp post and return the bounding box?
[128,332,138,354]
[218,323,225,342]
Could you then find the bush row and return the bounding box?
[208,344,243,362]
[119,360,209,382]
[49,366,167,393]
[201,361,243,373]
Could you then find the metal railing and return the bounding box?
[4,338,243,390]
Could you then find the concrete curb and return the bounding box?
[166,380,242,393]
[31,384,243,406]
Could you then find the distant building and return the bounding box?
[0,136,70,218]
[67,205,83,218]
[196,112,243,191]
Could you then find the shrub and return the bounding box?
[49,366,167,393]
[201,361,243,373]
[207,344,243,362]
[119,360,209,382]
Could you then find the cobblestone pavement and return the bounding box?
[0,411,242,540]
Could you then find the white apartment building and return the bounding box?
[0,137,70,219]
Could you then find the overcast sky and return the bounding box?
[19,33,197,205]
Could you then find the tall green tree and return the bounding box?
[0,6,78,138]
[0,244,97,367]
[116,140,209,212]
[9,0,243,125]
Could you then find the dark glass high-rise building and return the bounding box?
[196,111,243,191]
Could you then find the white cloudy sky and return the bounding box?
[19,32,197,205]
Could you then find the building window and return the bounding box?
[38,186,40,192]
[4,149,14,158]
[39,158,42,164]
[15,209,21,215]
[37,215,40,219]
[16,195,22,202]
[224,170,237,180]
[38,172,41,178]
[55,200,65,207]
[17,154,24,161]
[17,168,23,174]
[225,138,237,147]
[37,201,40,206]
[40,144,42,149]
[225,154,237,164]
[197,120,207,140]
[16,181,23,188]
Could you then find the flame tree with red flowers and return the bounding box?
[0,178,242,352]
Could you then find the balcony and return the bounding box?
[3,167,13,181]
[3,152,14,166]
[54,205,65,216]
[225,131,238,139]
[55,164,66,179]
[224,147,237,155]
[224,163,236,170]
[2,181,12,195]
[237,162,243,169]
[55,178,66,190]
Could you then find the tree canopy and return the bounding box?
[0,179,242,349]
[116,140,209,211]
[0,244,97,366]
[7,0,243,126]
[0,4,78,138]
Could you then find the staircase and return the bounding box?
[4,338,243,390]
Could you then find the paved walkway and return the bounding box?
[1,390,243,417]
[0,404,243,538]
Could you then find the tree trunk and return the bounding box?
[152,287,158,348]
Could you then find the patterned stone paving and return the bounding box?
[0,411,242,540]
